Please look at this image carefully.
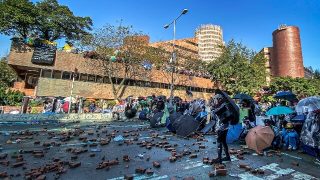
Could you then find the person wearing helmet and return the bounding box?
[283,122,299,150]
[211,93,233,164]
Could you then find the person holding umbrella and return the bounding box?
[211,94,235,164]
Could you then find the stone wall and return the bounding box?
[36,78,212,100]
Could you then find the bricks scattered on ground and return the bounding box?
[189,154,197,159]
[153,161,161,168]
[12,162,24,168]
[216,168,227,176]
[291,161,299,166]
[69,162,81,168]
[124,174,134,180]
[135,167,146,174]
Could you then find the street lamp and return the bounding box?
[164,8,188,104]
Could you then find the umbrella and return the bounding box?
[233,93,253,101]
[291,114,306,122]
[215,89,240,124]
[150,112,164,128]
[245,126,275,153]
[173,115,200,137]
[227,123,243,143]
[274,91,296,101]
[266,106,294,116]
[125,108,137,119]
[295,96,320,114]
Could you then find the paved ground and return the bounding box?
[0,120,319,180]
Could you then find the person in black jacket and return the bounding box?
[211,94,234,164]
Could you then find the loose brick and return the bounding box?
[257,169,264,174]
[169,156,176,162]
[0,172,8,178]
[183,177,195,180]
[153,161,161,168]
[33,153,44,158]
[244,166,251,171]
[135,167,146,174]
[237,154,244,160]
[35,175,46,180]
[208,171,215,177]
[189,154,197,159]
[12,162,24,168]
[145,169,154,175]
[199,145,206,149]
[124,174,134,180]
[239,163,248,169]
[251,169,258,174]
[291,161,299,166]
[0,160,9,166]
[90,153,95,157]
[216,169,227,176]
[69,162,81,168]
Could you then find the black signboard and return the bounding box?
[31,43,57,65]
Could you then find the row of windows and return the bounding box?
[40,69,215,93]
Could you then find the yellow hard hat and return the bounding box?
[285,122,294,129]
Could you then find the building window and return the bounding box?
[96,76,103,83]
[71,72,79,81]
[103,77,110,84]
[88,75,95,82]
[80,73,87,81]
[62,72,71,80]
[41,69,52,78]
[53,70,62,79]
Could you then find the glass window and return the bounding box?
[80,73,87,81]
[103,77,110,84]
[96,76,103,83]
[53,70,62,79]
[88,75,95,82]
[71,72,79,81]
[62,72,71,80]
[41,69,52,78]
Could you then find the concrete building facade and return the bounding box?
[195,24,224,62]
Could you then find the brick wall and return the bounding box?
[8,43,214,89]
[36,78,212,100]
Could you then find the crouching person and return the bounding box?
[283,122,299,150]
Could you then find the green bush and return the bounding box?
[0,88,24,106]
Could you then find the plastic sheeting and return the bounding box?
[301,111,320,149]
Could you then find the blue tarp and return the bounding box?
[227,123,243,143]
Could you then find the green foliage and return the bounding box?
[0,88,24,106]
[28,99,43,107]
[0,0,93,41]
[269,77,320,99]
[207,40,267,96]
[0,57,17,88]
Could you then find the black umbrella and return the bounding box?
[233,93,253,101]
[215,89,240,124]
[172,115,200,137]
[125,108,137,119]
[169,111,183,124]
[150,112,163,128]
[274,91,296,101]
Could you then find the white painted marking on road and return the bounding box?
[184,160,204,170]
[281,152,303,160]
[231,155,238,162]
[238,172,264,180]
[107,174,168,180]
[291,172,316,180]
[259,163,295,175]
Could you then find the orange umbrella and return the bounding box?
[245,126,274,153]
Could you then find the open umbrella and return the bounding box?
[233,93,253,101]
[215,89,240,124]
[245,126,275,153]
[173,115,200,137]
[266,106,294,116]
[274,91,296,101]
[295,96,320,114]
[227,123,243,143]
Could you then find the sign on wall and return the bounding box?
[31,44,56,65]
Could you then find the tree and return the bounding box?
[80,24,165,100]
[269,77,320,99]
[0,0,37,39]
[0,57,17,88]
[0,0,93,42]
[313,69,320,80]
[35,0,93,42]
[207,40,267,95]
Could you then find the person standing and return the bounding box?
[211,94,235,164]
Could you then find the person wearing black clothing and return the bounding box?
[211,94,234,164]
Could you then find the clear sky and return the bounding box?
[0,0,319,69]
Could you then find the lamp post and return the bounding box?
[68,68,78,114]
[164,8,188,104]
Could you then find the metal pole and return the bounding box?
[68,75,75,114]
[170,20,176,104]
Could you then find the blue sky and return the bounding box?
[1,0,319,69]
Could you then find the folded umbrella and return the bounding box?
[266,106,294,116]
[245,126,274,153]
